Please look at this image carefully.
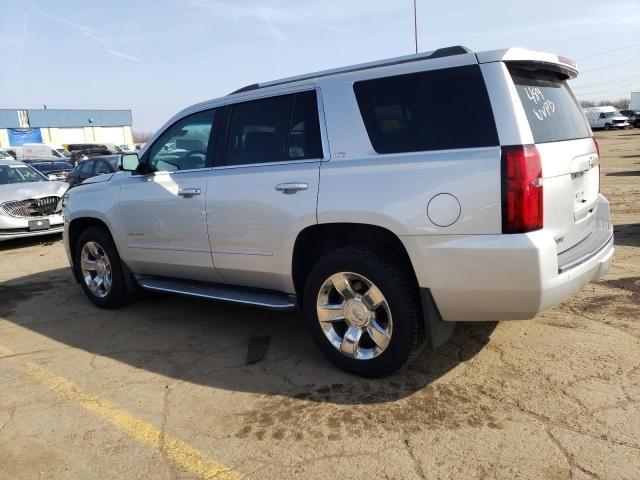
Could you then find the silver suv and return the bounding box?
[63,46,614,377]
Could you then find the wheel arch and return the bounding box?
[292,222,455,350]
[291,222,418,301]
[68,217,116,282]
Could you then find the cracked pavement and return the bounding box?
[0,130,639,479]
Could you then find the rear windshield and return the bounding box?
[354,65,498,154]
[509,66,591,144]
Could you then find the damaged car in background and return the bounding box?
[0,158,67,241]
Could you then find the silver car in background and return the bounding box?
[0,159,67,241]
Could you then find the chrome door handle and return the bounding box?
[275,183,308,194]
[177,188,201,197]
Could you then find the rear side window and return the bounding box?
[509,66,591,144]
[288,91,323,160]
[353,65,498,154]
[224,90,323,166]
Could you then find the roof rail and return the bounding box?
[228,45,472,95]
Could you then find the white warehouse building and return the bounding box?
[0,108,133,148]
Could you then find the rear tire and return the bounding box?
[75,226,132,309]
[303,246,424,378]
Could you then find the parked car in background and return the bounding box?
[584,106,630,130]
[113,144,137,153]
[0,158,67,240]
[14,143,71,161]
[69,148,112,166]
[30,160,74,181]
[66,143,110,153]
[63,46,613,377]
[620,110,640,128]
[0,148,13,160]
[67,155,120,187]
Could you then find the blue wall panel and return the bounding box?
[26,109,132,127]
[0,110,20,128]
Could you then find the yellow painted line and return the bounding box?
[0,345,242,480]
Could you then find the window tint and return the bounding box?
[95,160,111,174]
[509,66,591,144]
[149,109,216,172]
[288,91,323,160]
[225,95,293,166]
[353,65,498,154]
[224,91,323,166]
[80,160,94,174]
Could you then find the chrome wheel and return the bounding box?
[316,272,392,360]
[80,241,112,298]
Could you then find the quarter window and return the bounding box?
[224,91,323,166]
[148,109,216,172]
[353,65,499,154]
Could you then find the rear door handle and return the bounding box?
[275,183,308,194]
[177,188,201,197]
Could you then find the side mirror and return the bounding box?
[119,153,140,172]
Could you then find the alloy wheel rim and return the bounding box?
[316,272,392,360]
[80,241,112,298]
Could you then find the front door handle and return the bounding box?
[275,183,308,194]
[177,188,201,197]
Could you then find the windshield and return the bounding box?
[55,148,71,158]
[0,150,11,159]
[0,164,48,184]
[604,111,621,118]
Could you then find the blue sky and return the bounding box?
[1,0,639,132]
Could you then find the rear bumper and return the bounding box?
[402,194,614,322]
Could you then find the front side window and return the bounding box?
[148,109,216,172]
[224,90,323,166]
[80,160,94,174]
[95,160,112,174]
[354,65,498,154]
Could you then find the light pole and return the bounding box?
[413,0,418,54]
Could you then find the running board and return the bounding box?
[135,276,298,310]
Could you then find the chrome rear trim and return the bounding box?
[558,223,614,273]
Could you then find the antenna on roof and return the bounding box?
[413,0,418,54]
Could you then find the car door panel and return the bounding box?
[207,161,320,292]
[117,108,222,282]
[118,170,219,281]
[207,89,325,293]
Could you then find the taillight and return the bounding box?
[501,145,543,234]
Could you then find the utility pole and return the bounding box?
[413,0,418,54]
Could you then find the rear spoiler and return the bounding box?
[476,48,578,79]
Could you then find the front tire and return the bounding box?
[75,226,131,308]
[604,123,612,130]
[303,246,424,378]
